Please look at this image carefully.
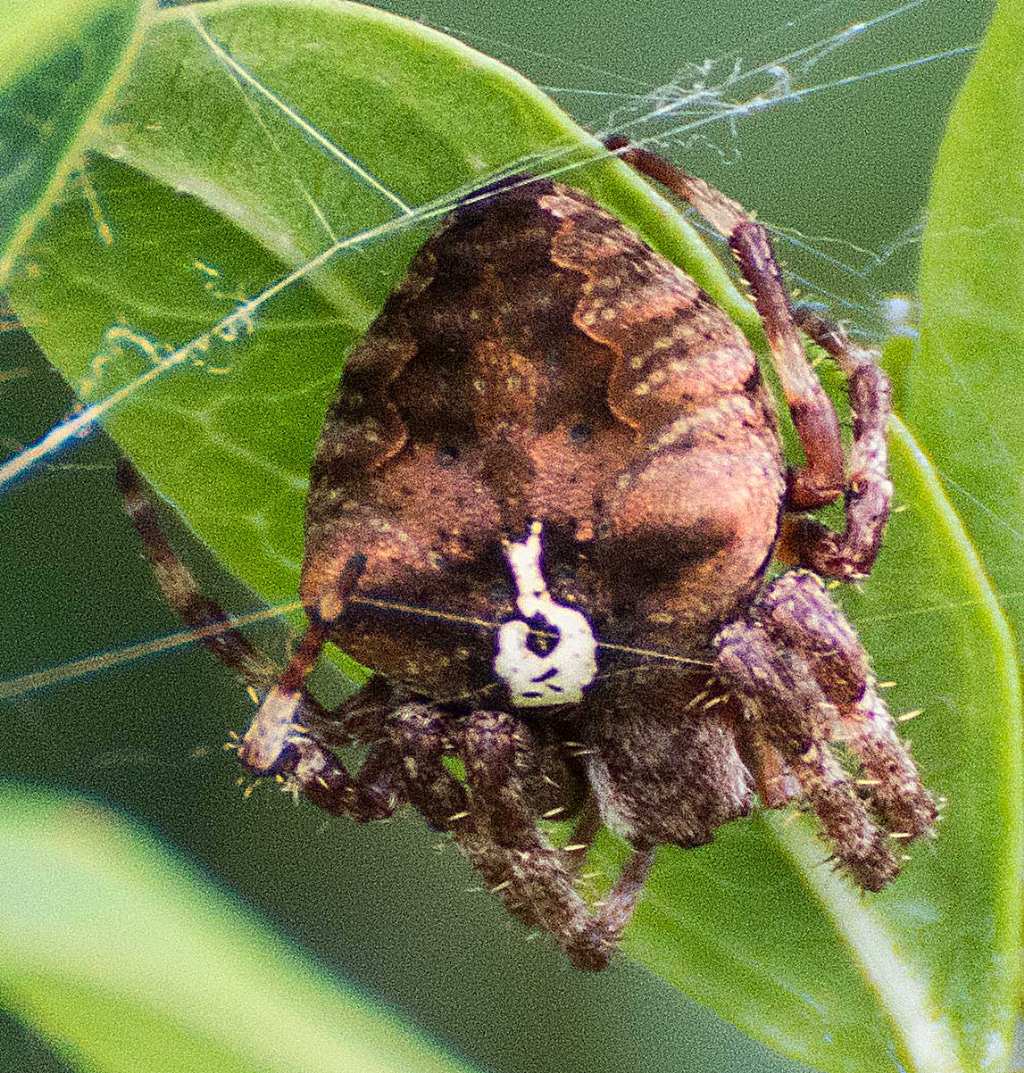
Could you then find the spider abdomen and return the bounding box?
[300,177,785,701]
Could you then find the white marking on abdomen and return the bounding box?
[493,521,598,708]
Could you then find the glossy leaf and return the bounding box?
[0,783,479,1073]
[6,3,1020,1072]
[0,0,148,281]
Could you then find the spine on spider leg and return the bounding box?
[115,459,281,687]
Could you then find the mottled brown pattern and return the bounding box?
[301,176,786,696]
[122,143,935,971]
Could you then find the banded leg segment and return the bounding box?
[239,552,365,775]
[779,307,893,579]
[390,704,652,970]
[117,460,280,689]
[462,711,653,969]
[117,459,404,822]
[754,572,935,839]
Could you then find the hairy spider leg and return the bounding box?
[461,710,654,969]
[117,460,399,821]
[715,572,935,890]
[239,554,365,774]
[750,570,935,839]
[604,137,845,512]
[385,701,551,933]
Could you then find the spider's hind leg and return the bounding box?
[116,460,400,822]
[779,307,893,580]
[605,136,845,512]
[606,138,894,581]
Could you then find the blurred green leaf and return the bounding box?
[5,2,1021,1072]
[0,782,479,1073]
[0,0,148,282]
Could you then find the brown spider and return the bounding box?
[118,138,936,971]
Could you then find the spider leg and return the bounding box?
[778,307,893,579]
[384,701,549,932]
[564,790,602,876]
[462,712,581,846]
[717,621,897,888]
[390,703,652,969]
[714,571,935,890]
[117,460,400,822]
[730,715,799,810]
[463,712,592,938]
[605,136,844,511]
[287,734,401,821]
[753,570,935,838]
[235,553,365,775]
[116,459,280,689]
[119,457,363,774]
[463,711,654,969]
[606,139,895,580]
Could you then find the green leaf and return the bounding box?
[0,782,479,1073]
[900,0,1024,1021]
[903,4,1024,657]
[5,3,1021,1072]
[0,0,149,282]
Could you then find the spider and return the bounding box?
[118,137,936,971]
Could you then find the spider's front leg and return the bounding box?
[386,702,555,934]
[283,683,403,822]
[714,571,936,890]
[460,710,654,970]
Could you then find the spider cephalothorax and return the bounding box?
[120,139,936,970]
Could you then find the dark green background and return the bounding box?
[0,1,993,1070]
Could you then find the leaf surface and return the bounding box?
[6,3,1021,1071]
[902,1,1024,654]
